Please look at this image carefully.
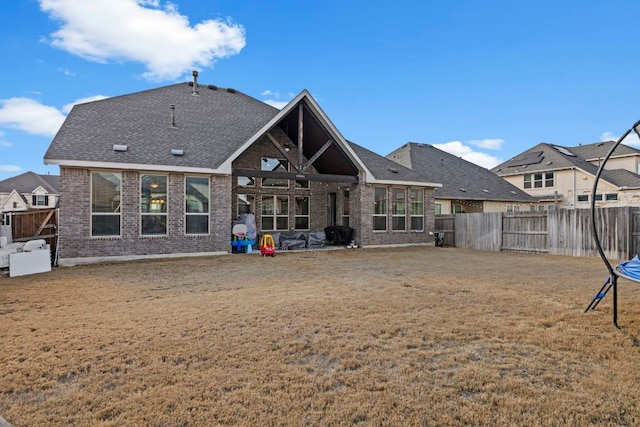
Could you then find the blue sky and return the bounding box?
[1,0,640,180]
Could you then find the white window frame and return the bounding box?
[237,194,255,217]
[185,176,210,235]
[261,157,289,188]
[373,186,387,231]
[391,187,406,231]
[342,189,350,227]
[91,171,122,237]
[409,188,424,232]
[261,195,289,231]
[140,174,168,236]
[294,196,310,230]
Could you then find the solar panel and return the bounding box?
[508,150,544,167]
[552,145,576,156]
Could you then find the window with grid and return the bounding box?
[32,195,49,206]
[524,174,532,189]
[237,176,255,188]
[373,187,387,231]
[545,172,554,187]
[237,194,255,217]
[141,175,167,235]
[295,196,310,230]
[91,171,121,237]
[342,189,350,227]
[534,173,543,188]
[410,189,424,231]
[261,158,289,188]
[185,176,209,235]
[391,188,406,231]
[261,195,289,230]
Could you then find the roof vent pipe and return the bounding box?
[192,70,199,96]
[170,104,176,127]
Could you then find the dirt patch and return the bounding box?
[2,247,640,426]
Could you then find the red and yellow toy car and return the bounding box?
[260,234,276,257]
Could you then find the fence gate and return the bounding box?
[8,209,58,266]
[630,209,640,259]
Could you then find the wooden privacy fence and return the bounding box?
[435,207,640,261]
[5,209,58,266]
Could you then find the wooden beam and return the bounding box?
[34,209,55,237]
[266,132,298,167]
[298,104,304,171]
[302,139,333,171]
[233,168,358,183]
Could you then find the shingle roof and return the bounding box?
[45,81,443,187]
[569,140,640,160]
[348,141,435,184]
[0,171,60,194]
[44,83,280,170]
[386,143,534,202]
[492,142,640,189]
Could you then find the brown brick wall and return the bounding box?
[58,147,436,260]
[357,184,435,247]
[58,167,231,260]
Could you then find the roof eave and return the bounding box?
[44,159,229,175]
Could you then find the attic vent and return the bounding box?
[226,88,237,93]
[459,188,466,192]
[510,190,517,194]
[171,149,184,156]
[113,144,128,152]
[546,161,552,165]
[388,167,399,173]
[482,189,489,193]
[496,168,501,172]
[192,70,199,96]
[208,85,218,90]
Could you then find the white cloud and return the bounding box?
[600,131,640,147]
[0,165,21,172]
[62,95,109,114]
[433,140,503,169]
[58,67,76,76]
[0,98,66,137]
[261,90,294,109]
[469,138,504,150]
[0,95,109,137]
[262,99,288,109]
[39,0,246,81]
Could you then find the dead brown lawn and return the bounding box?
[2,247,640,426]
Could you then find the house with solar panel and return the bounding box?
[44,73,442,265]
[492,141,640,210]
[386,143,536,214]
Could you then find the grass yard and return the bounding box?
[2,246,640,426]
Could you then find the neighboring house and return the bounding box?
[0,171,60,215]
[44,76,441,264]
[492,141,640,210]
[386,143,536,214]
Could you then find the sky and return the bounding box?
[2,0,640,181]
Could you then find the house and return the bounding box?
[492,142,640,210]
[0,171,60,215]
[386,143,536,214]
[44,75,441,264]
